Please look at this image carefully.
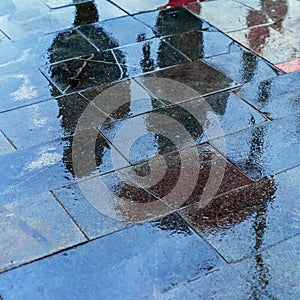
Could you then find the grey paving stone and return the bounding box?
[0,132,128,205]
[186,0,273,33]
[113,38,187,77]
[77,15,156,51]
[134,6,213,36]
[41,51,122,93]
[0,191,86,273]
[155,266,271,300]
[0,93,108,150]
[0,131,15,156]
[0,214,225,299]
[236,71,300,119]
[52,180,129,239]
[0,70,60,113]
[80,79,166,120]
[44,0,92,9]
[135,60,238,103]
[204,47,280,85]
[234,234,300,300]
[164,30,235,60]
[99,91,264,164]
[180,166,300,262]
[211,114,300,180]
[0,3,76,41]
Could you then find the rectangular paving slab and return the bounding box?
[180,165,300,262]
[0,131,128,205]
[134,6,213,36]
[233,234,300,299]
[0,93,109,150]
[112,38,187,77]
[0,191,86,273]
[236,71,300,119]
[211,114,300,180]
[134,60,238,103]
[120,144,253,209]
[203,46,280,85]
[77,15,157,51]
[0,213,225,299]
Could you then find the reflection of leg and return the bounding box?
[73,1,99,27]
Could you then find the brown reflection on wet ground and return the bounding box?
[180,176,276,230]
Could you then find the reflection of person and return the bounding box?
[246,0,288,54]
[158,0,203,14]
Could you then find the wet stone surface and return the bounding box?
[0,70,61,113]
[120,144,253,209]
[180,165,300,261]
[156,265,271,300]
[0,132,128,205]
[0,213,225,299]
[135,60,238,103]
[180,167,300,262]
[0,191,86,273]
[81,79,166,120]
[164,30,236,60]
[134,6,213,36]
[203,47,280,85]
[77,15,157,51]
[186,0,274,33]
[236,71,300,119]
[113,38,187,77]
[0,131,15,156]
[53,170,172,225]
[41,50,122,93]
[99,91,265,164]
[228,23,300,64]
[0,94,102,149]
[211,114,300,180]
[235,234,300,299]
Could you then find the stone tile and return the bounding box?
[236,71,300,119]
[113,38,187,77]
[0,213,225,299]
[0,94,109,150]
[53,170,172,225]
[0,131,15,156]
[180,166,300,263]
[204,47,280,85]
[186,0,273,33]
[211,114,300,180]
[165,30,235,60]
[0,191,86,273]
[99,91,264,164]
[155,266,270,300]
[134,6,213,37]
[0,70,60,113]
[107,0,184,14]
[276,58,300,73]
[228,24,300,64]
[120,144,252,209]
[38,29,97,65]
[0,132,128,205]
[52,180,129,239]
[0,4,76,41]
[180,91,266,140]
[135,60,238,103]
[235,234,300,299]
[41,50,122,93]
[77,15,156,51]
[81,79,165,120]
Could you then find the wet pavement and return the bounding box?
[0,0,299,299]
